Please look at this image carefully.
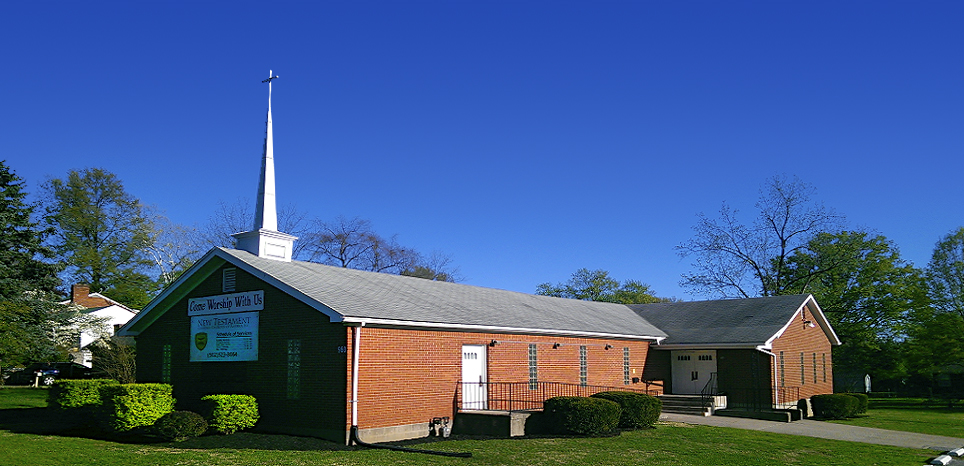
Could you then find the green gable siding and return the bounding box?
[135,264,349,442]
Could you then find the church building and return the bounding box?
[119,73,840,444]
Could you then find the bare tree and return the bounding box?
[401,250,463,282]
[194,198,311,259]
[90,336,136,384]
[304,216,418,273]
[677,175,844,298]
[146,214,204,286]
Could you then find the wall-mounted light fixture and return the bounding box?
[604,344,614,350]
[552,343,561,349]
[804,320,815,328]
[489,339,499,347]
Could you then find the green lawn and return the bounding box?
[0,389,946,466]
[828,397,964,438]
[0,423,937,466]
[0,387,48,409]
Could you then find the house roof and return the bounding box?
[629,294,841,349]
[122,248,668,341]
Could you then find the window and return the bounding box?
[161,344,172,383]
[222,268,236,292]
[813,353,818,383]
[677,355,691,361]
[287,339,301,399]
[623,348,630,385]
[822,353,827,383]
[528,344,538,390]
[698,354,713,361]
[579,346,588,386]
[779,351,785,387]
[800,352,805,385]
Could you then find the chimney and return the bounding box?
[71,284,90,304]
[70,284,110,308]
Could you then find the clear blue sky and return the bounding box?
[4,1,962,300]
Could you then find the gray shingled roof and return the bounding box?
[628,295,811,346]
[219,248,667,340]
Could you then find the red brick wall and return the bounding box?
[770,305,834,401]
[348,327,654,430]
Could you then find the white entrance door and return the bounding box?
[461,345,487,410]
[671,350,717,395]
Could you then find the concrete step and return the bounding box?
[658,395,719,416]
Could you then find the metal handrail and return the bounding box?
[456,380,663,412]
[700,372,719,408]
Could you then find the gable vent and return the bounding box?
[223,268,237,292]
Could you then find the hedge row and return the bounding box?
[49,381,259,437]
[810,393,869,419]
[99,383,176,432]
[590,391,662,428]
[201,394,260,434]
[543,391,662,435]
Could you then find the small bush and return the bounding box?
[844,393,869,415]
[543,396,621,435]
[49,379,119,410]
[810,394,858,419]
[590,391,662,428]
[201,394,259,434]
[99,383,175,432]
[154,411,208,441]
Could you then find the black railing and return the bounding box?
[700,372,719,408]
[456,380,664,412]
[722,386,802,411]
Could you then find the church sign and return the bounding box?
[188,291,263,362]
[188,291,264,316]
[190,311,259,362]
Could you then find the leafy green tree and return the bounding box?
[677,175,844,298]
[781,231,925,381]
[536,268,666,304]
[0,161,60,298]
[42,168,157,307]
[902,228,964,382]
[925,227,964,319]
[903,307,964,381]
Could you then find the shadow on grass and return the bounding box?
[0,407,355,451]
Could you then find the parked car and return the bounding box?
[4,362,93,386]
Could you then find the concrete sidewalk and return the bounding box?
[660,412,964,452]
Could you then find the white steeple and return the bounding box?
[233,70,297,262]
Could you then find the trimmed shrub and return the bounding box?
[49,379,119,410]
[810,394,858,419]
[844,393,869,415]
[543,396,621,435]
[590,391,662,428]
[99,383,175,432]
[201,394,259,434]
[154,411,208,441]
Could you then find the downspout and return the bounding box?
[350,322,364,430]
[347,322,470,458]
[756,348,778,407]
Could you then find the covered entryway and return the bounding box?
[461,345,487,410]
[671,350,717,395]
